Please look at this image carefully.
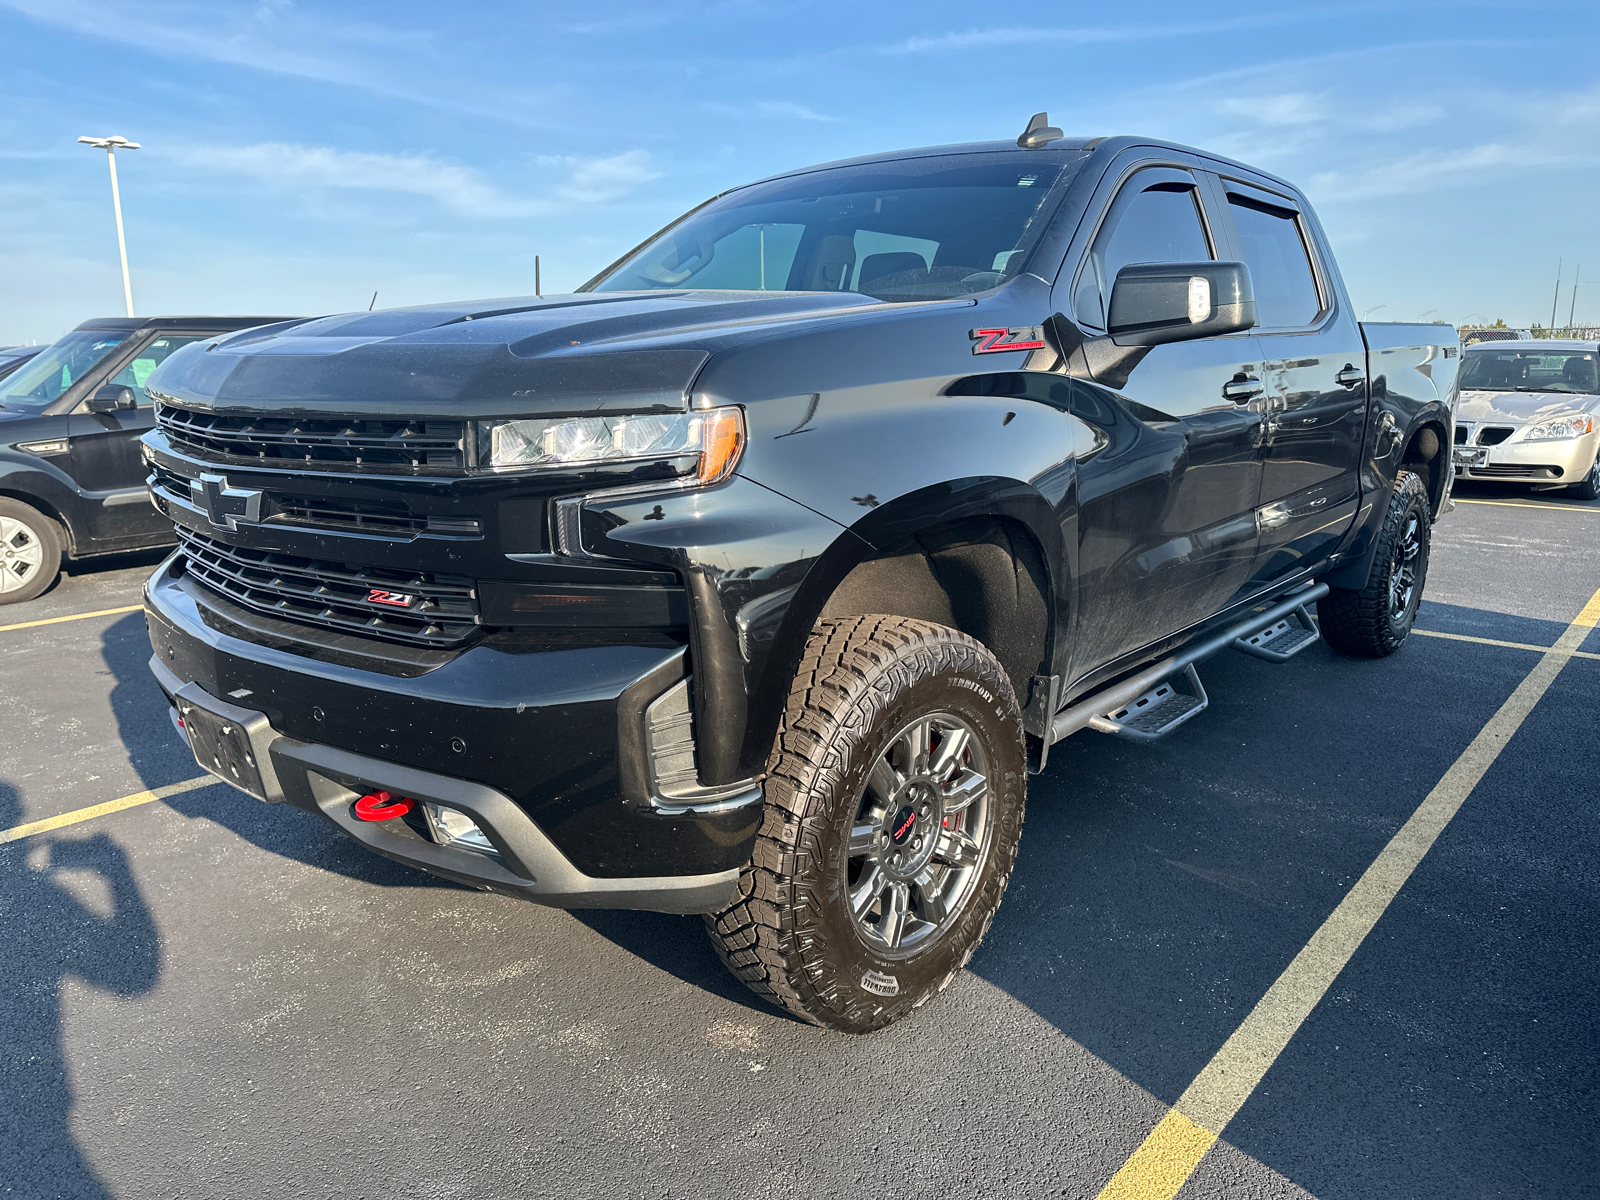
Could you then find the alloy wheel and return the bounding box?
[1389,511,1422,620]
[0,514,45,595]
[845,712,991,956]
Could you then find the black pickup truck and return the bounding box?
[141,119,1459,1031]
[0,316,292,603]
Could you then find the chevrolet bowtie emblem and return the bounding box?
[190,473,263,531]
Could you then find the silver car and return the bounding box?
[1453,339,1600,499]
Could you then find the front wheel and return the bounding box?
[1319,469,1430,658]
[0,498,62,606]
[705,616,1026,1033]
[1565,452,1600,501]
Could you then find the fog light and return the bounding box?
[422,803,496,855]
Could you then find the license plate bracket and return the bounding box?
[1453,447,1487,466]
[177,686,272,801]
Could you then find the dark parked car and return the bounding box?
[142,120,1459,1031]
[0,315,294,603]
[0,346,44,380]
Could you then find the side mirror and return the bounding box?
[1107,261,1257,348]
[86,384,139,413]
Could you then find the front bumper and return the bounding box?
[1452,429,1600,483]
[144,553,761,912]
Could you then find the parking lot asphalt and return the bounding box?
[1,483,1596,1200]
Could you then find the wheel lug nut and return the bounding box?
[912,837,922,850]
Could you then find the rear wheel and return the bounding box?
[1565,452,1600,501]
[0,498,62,606]
[705,616,1026,1033]
[1319,469,1430,658]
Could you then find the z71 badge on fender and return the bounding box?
[969,326,1046,355]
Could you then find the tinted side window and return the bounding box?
[1228,196,1321,328]
[106,334,215,405]
[1074,179,1213,328]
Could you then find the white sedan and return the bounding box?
[1453,340,1600,500]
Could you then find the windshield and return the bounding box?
[0,330,130,412]
[588,154,1078,302]
[1460,348,1599,394]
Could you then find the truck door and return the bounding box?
[1215,179,1366,589]
[67,332,210,544]
[1059,163,1266,673]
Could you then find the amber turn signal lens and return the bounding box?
[696,406,745,486]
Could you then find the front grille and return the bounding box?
[175,526,479,647]
[150,462,479,541]
[272,494,432,537]
[1454,425,1469,445]
[156,403,466,471]
[1478,426,1515,446]
[1470,464,1562,478]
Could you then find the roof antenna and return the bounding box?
[368,291,378,311]
[1017,111,1063,149]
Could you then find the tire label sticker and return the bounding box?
[860,970,900,997]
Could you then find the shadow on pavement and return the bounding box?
[0,781,159,1199]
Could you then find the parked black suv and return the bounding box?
[0,316,294,603]
[142,123,1458,1031]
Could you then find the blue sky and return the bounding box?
[3,0,1598,344]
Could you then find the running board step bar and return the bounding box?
[1087,664,1208,743]
[1233,605,1320,662]
[1048,583,1330,749]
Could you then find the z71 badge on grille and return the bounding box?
[366,589,416,608]
[969,326,1046,355]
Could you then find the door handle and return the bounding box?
[1222,375,1263,403]
[1335,364,1365,388]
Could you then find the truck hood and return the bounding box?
[147,290,913,420]
[1458,389,1600,425]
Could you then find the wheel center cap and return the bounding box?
[889,805,918,846]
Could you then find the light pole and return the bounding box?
[78,135,141,317]
[1363,304,1387,318]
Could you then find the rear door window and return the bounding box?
[1074,173,1214,329]
[1226,195,1322,328]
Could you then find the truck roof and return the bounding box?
[73,315,299,333]
[747,134,1304,199]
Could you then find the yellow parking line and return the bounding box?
[1095,584,1600,1200]
[0,604,142,634]
[1453,498,1600,514]
[1412,628,1600,661]
[0,776,213,845]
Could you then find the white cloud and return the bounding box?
[0,0,551,125]
[536,150,663,204]
[170,143,660,217]
[1305,143,1586,204]
[882,11,1337,54]
[1218,93,1325,127]
[754,100,838,122]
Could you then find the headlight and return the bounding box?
[1523,415,1596,441]
[476,407,745,485]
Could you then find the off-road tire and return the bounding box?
[1319,469,1430,657]
[1564,452,1600,501]
[0,497,62,606]
[705,616,1026,1033]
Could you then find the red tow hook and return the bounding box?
[354,790,415,821]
